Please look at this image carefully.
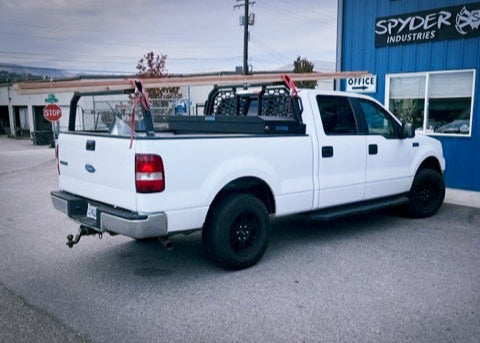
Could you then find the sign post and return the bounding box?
[44,94,61,146]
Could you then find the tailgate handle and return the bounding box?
[86,140,95,151]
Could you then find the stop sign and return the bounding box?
[43,104,62,122]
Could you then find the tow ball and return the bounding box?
[66,225,102,248]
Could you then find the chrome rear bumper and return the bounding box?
[51,191,167,239]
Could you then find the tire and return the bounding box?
[202,193,270,270]
[407,168,445,218]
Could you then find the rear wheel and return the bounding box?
[407,168,445,218]
[203,193,270,270]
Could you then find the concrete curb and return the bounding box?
[445,188,480,209]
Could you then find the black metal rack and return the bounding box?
[67,82,306,136]
[168,83,306,135]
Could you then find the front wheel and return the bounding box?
[407,168,445,218]
[202,193,270,270]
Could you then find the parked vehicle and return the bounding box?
[51,81,445,269]
[435,119,470,134]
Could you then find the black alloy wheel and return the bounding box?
[203,193,270,270]
[229,211,261,255]
[408,168,445,218]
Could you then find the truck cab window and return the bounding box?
[316,95,358,135]
[358,99,396,139]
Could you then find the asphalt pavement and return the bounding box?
[0,136,480,343]
[0,136,54,175]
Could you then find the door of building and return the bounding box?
[33,106,53,145]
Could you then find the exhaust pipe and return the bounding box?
[159,236,174,251]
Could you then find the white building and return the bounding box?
[0,83,213,144]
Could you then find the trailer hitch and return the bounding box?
[66,225,102,248]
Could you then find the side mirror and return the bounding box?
[402,122,415,138]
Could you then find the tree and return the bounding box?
[293,56,317,89]
[0,71,42,83]
[136,51,181,99]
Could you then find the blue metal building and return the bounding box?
[337,0,480,191]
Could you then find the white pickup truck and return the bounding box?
[51,81,445,269]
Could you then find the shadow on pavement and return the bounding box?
[60,203,479,282]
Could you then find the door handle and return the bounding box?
[368,144,378,155]
[322,146,334,158]
[86,140,96,151]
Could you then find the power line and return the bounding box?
[0,50,242,63]
[0,20,183,37]
[273,0,333,18]
[250,33,292,59]
[0,29,236,51]
[0,19,245,39]
[255,1,323,21]
[249,33,290,67]
[255,2,304,20]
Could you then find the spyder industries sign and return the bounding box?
[375,2,480,47]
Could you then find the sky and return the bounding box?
[0,0,338,74]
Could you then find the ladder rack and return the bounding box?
[15,71,367,95]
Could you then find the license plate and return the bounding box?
[86,203,97,220]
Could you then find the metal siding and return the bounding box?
[342,0,480,190]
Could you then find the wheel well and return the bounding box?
[417,156,442,175]
[207,177,275,220]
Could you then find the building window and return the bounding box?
[388,75,425,131]
[386,70,475,136]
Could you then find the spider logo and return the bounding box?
[455,6,480,35]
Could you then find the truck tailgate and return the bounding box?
[57,133,137,211]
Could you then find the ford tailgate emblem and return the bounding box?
[85,164,96,173]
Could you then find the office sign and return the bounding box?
[375,2,480,47]
[346,75,377,93]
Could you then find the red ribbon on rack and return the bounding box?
[129,80,151,149]
[281,74,298,97]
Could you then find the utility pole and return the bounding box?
[234,0,255,74]
[243,0,249,74]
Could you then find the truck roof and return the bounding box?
[298,89,402,125]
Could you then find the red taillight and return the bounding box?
[135,154,165,193]
[55,144,60,175]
